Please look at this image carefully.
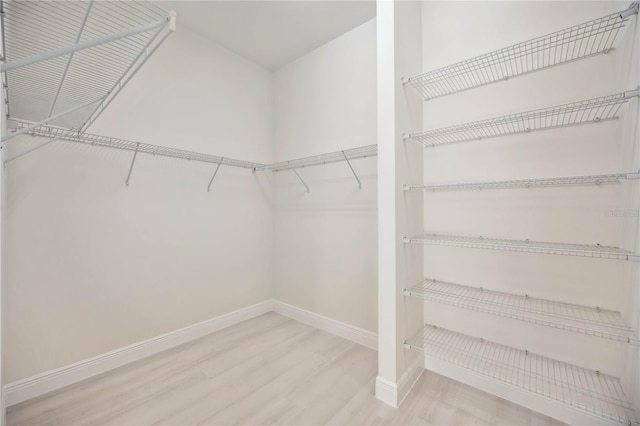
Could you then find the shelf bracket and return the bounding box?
[125,142,140,187]
[624,87,640,99]
[628,254,640,262]
[342,151,361,189]
[207,158,223,192]
[3,128,77,166]
[620,2,639,19]
[289,161,309,193]
[626,171,640,180]
[1,95,106,143]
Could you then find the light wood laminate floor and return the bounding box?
[7,313,564,425]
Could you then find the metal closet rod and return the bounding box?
[402,2,639,101]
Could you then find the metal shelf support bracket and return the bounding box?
[289,161,309,193]
[125,143,140,187]
[620,2,639,19]
[342,151,361,189]
[207,158,223,192]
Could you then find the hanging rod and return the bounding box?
[404,171,640,192]
[405,324,639,425]
[1,0,174,130]
[403,233,638,261]
[256,145,377,172]
[404,89,639,148]
[404,278,638,344]
[403,3,639,100]
[5,120,263,169]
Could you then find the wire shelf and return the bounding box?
[404,172,640,192]
[405,279,637,344]
[405,90,639,148]
[403,233,637,261]
[8,120,263,169]
[405,324,639,425]
[256,145,378,172]
[403,3,639,100]
[2,0,172,130]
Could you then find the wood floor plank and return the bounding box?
[7,313,565,426]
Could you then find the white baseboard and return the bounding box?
[272,300,378,350]
[424,355,615,426]
[5,299,274,407]
[375,355,424,407]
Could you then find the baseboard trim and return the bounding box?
[375,355,424,407]
[424,354,614,426]
[272,300,378,350]
[5,299,275,407]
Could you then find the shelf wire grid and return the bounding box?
[405,324,639,425]
[256,145,378,172]
[404,172,638,192]
[2,0,170,129]
[405,279,637,344]
[403,233,637,261]
[9,120,263,169]
[405,91,638,148]
[403,3,639,100]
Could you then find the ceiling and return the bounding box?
[155,1,376,70]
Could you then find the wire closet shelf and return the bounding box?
[404,89,639,148]
[256,145,378,172]
[1,0,174,133]
[403,3,639,100]
[8,120,263,169]
[405,324,639,425]
[403,234,638,261]
[404,279,637,344]
[404,172,640,192]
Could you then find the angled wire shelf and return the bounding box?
[404,279,637,344]
[6,119,263,169]
[405,324,639,425]
[1,0,174,136]
[403,233,637,261]
[403,3,639,100]
[405,90,639,148]
[404,172,640,192]
[256,145,377,172]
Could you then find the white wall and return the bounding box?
[420,0,638,402]
[3,27,275,383]
[271,20,378,333]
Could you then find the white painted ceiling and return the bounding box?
[155,1,376,70]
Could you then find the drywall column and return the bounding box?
[375,0,423,407]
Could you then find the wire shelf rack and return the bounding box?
[404,172,640,192]
[403,233,637,261]
[7,120,263,169]
[1,0,172,131]
[256,145,378,172]
[403,3,639,100]
[405,324,639,425]
[405,90,639,148]
[405,279,637,344]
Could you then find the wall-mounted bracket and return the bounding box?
[620,2,639,19]
[342,150,361,189]
[207,158,223,192]
[289,161,309,193]
[626,171,640,180]
[628,254,640,262]
[125,142,140,187]
[624,87,640,98]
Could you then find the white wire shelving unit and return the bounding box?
[403,234,638,261]
[404,279,638,344]
[403,3,639,100]
[0,0,175,139]
[404,172,640,192]
[405,324,639,425]
[256,145,377,192]
[404,90,639,148]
